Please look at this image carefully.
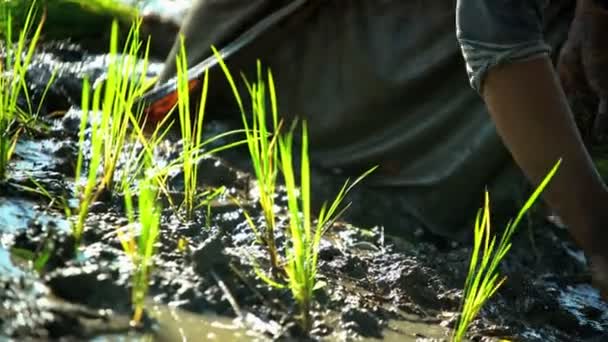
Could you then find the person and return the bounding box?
[150,0,608,296]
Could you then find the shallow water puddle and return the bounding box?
[0,198,35,232]
[92,304,267,342]
[0,245,25,278]
[92,305,448,342]
[557,283,608,331]
[147,305,268,341]
[360,314,448,341]
[12,139,60,172]
[0,197,70,233]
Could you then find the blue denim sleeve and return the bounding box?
[456,0,552,93]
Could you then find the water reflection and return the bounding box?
[92,303,269,342]
[0,198,70,233]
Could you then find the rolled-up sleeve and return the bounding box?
[456,0,552,93]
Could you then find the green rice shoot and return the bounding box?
[452,159,561,342]
[275,120,376,331]
[96,18,151,194]
[211,47,282,271]
[174,34,211,219]
[146,38,247,220]
[73,76,104,245]
[73,18,151,244]
[242,61,283,272]
[119,156,162,326]
[0,0,48,180]
[210,48,376,330]
[117,104,176,211]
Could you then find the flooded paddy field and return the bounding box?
[1,1,608,341]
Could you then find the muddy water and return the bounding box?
[556,284,608,331]
[0,245,25,277]
[96,305,448,342]
[0,198,70,233]
[93,304,266,342]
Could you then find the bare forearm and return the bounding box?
[482,56,608,250]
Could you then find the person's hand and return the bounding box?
[547,210,608,298]
[567,219,608,299]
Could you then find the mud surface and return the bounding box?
[1,38,608,342]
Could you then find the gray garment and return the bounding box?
[158,0,573,239]
[456,0,553,92]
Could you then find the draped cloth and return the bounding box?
[157,0,575,239]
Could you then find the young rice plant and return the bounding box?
[174,34,211,219]
[0,0,49,180]
[212,48,283,272]
[160,37,248,220]
[243,62,283,272]
[211,49,376,330]
[119,158,162,326]
[74,18,151,244]
[452,158,561,342]
[274,121,376,331]
[95,18,151,194]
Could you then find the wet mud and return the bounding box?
[1,41,608,342]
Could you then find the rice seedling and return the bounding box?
[211,48,283,271]
[137,36,246,220]
[112,73,177,213]
[273,121,376,331]
[0,0,46,180]
[210,49,376,329]
[116,110,175,211]
[73,18,151,244]
[119,156,162,326]
[0,62,21,180]
[452,159,561,342]
[95,18,151,193]
[174,34,211,219]
[242,62,283,272]
[73,77,104,245]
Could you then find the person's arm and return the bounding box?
[456,0,608,296]
[483,56,608,295]
[483,57,608,249]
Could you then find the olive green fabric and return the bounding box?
[157,0,575,239]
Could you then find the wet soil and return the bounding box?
[1,42,608,342]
